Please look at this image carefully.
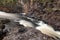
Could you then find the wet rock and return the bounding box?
[3,27,56,40]
[0,19,10,24]
[0,19,9,40]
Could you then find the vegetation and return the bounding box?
[0,0,58,12]
[0,0,16,5]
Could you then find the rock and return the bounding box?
[3,27,56,40]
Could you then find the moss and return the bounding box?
[39,0,53,3]
[0,0,16,5]
[45,8,53,12]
